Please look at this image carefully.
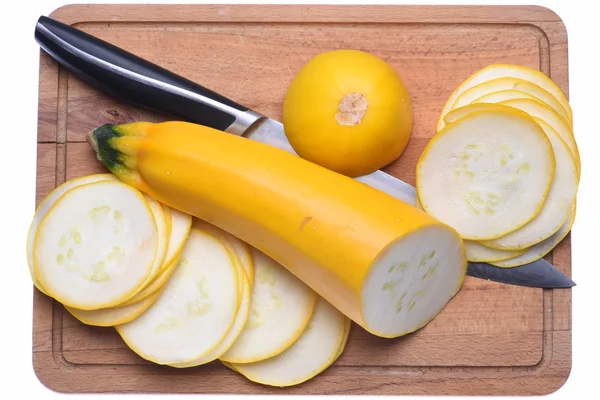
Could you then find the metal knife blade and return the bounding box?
[467,259,575,288]
[33,15,575,288]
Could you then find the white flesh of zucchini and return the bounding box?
[360,224,465,337]
[191,219,247,298]
[223,296,350,387]
[464,240,526,262]
[417,109,555,240]
[193,219,254,285]
[115,229,239,365]
[26,174,118,294]
[169,252,251,368]
[491,203,576,268]
[120,209,191,307]
[34,180,158,310]
[480,118,578,250]
[498,98,579,171]
[219,248,318,364]
[119,251,182,307]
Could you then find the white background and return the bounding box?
[1,0,597,398]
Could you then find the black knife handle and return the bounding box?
[34,15,264,134]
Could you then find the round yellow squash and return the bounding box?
[282,49,413,177]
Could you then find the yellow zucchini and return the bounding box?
[88,121,467,338]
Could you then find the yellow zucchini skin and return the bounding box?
[88,121,466,336]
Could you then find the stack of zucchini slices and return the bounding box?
[27,174,350,387]
[416,64,579,267]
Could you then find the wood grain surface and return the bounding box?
[32,4,572,396]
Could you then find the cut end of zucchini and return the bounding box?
[224,296,350,387]
[33,180,158,310]
[360,224,466,338]
[417,109,555,240]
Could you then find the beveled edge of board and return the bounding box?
[32,3,572,396]
[48,3,568,26]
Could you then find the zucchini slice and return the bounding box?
[193,218,254,286]
[121,205,192,306]
[33,180,158,310]
[115,229,239,365]
[499,98,580,174]
[162,203,172,239]
[417,107,555,240]
[335,318,352,360]
[119,208,190,307]
[512,81,572,126]
[437,64,572,131]
[464,240,526,263]
[450,77,572,128]
[191,219,246,301]
[64,287,162,327]
[119,250,181,307]
[219,248,318,364]
[491,203,576,268]
[481,118,578,250]
[443,102,501,125]
[136,195,169,289]
[472,89,540,106]
[26,174,118,295]
[161,208,192,272]
[451,77,527,111]
[222,296,350,387]
[169,244,251,368]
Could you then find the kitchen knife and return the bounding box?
[34,15,575,289]
[467,259,574,288]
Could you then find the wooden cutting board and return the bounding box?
[32,3,572,396]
